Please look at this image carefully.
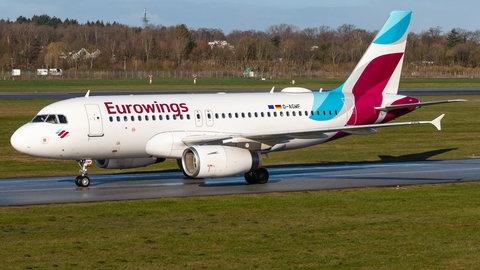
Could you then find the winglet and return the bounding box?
[85,90,90,98]
[270,87,275,94]
[431,114,445,130]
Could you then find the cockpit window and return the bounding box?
[31,114,68,124]
[58,115,67,123]
[32,115,48,122]
[46,115,58,123]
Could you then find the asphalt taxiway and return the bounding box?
[1,159,479,206]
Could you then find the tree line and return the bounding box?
[1,14,480,74]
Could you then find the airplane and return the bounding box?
[11,11,465,187]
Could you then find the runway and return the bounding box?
[1,159,479,206]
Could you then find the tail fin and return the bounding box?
[333,11,411,96]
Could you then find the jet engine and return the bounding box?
[95,157,165,169]
[182,145,262,178]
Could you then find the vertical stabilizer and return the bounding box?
[334,11,411,96]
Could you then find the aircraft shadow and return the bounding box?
[377,148,458,163]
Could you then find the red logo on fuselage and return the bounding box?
[104,101,188,116]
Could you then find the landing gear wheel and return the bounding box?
[244,171,256,184]
[255,168,269,184]
[75,176,82,187]
[75,175,90,187]
[76,159,92,187]
[244,168,269,184]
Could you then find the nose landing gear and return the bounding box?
[76,159,92,187]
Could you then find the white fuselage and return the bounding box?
[11,89,366,161]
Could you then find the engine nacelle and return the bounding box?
[95,157,165,169]
[182,145,262,178]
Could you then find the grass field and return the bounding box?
[2,183,480,269]
[1,78,480,269]
[1,77,480,93]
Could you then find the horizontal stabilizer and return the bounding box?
[430,114,444,131]
[376,99,466,111]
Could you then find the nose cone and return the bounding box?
[11,125,31,155]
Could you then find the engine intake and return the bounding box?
[182,145,262,178]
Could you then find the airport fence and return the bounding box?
[2,70,480,80]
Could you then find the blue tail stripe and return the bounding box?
[373,11,411,45]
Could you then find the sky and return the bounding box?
[1,0,479,34]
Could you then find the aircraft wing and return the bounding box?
[181,114,445,148]
[375,99,466,111]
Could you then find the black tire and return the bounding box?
[75,176,82,187]
[254,168,269,184]
[78,176,90,187]
[244,171,256,184]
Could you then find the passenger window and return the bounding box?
[280,112,284,117]
[329,110,332,115]
[292,111,296,117]
[261,112,264,117]
[317,111,320,116]
[180,115,184,120]
[166,115,170,120]
[187,114,191,120]
[58,115,68,123]
[152,115,156,121]
[335,110,338,115]
[323,111,326,115]
[159,115,163,120]
[222,113,225,118]
[145,115,149,121]
[215,113,219,119]
[273,112,277,117]
[254,112,258,118]
[298,111,302,116]
[138,116,142,121]
[235,113,239,118]
[311,111,314,116]
[116,116,120,122]
[109,116,113,122]
[124,116,128,122]
[131,116,135,121]
[267,112,271,117]
[228,113,232,118]
[286,111,290,117]
[248,112,252,118]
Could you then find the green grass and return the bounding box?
[1,77,480,93]
[2,183,480,269]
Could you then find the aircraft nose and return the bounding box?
[11,126,31,155]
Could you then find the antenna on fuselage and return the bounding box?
[270,86,275,94]
[85,90,90,98]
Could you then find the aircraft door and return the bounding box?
[343,97,356,125]
[194,110,203,127]
[85,104,104,137]
[205,109,214,127]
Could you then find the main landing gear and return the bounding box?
[244,168,269,184]
[75,159,92,187]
